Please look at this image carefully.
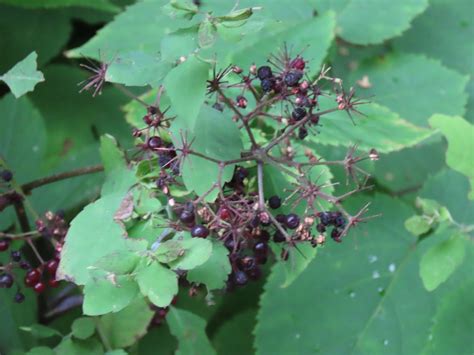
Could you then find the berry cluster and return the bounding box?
[78,47,377,300]
[0,211,67,303]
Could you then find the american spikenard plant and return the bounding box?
[0,46,380,309]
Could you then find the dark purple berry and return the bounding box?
[284,71,303,87]
[334,215,346,227]
[147,136,162,150]
[261,78,274,92]
[19,261,30,270]
[273,230,286,243]
[234,270,248,286]
[292,107,306,121]
[268,195,281,209]
[247,265,261,280]
[191,225,209,238]
[259,230,270,242]
[331,228,342,242]
[257,65,272,80]
[0,273,14,288]
[253,241,268,256]
[316,223,326,233]
[234,167,249,183]
[224,238,236,251]
[276,214,286,224]
[179,210,195,225]
[1,170,13,182]
[319,212,331,226]
[14,292,25,303]
[285,214,300,229]
[11,250,21,262]
[0,238,9,252]
[298,127,308,140]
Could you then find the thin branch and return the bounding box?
[257,161,265,209]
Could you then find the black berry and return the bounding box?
[292,107,306,121]
[0,273,14,288]
[276,214,286,224]
[257,65,272,80]
[253,241,268,256]
[261,78,274,92]
[273,230,286,243]
[331,228,342,242]
[268,195,282,209]
[334,214,346,227]
[179,210,195,225]
[1,170,13,182]
[284,71,303,87]
[298,127,308,140]
[316,223,326,233]
[234,270,248,286]
[11,250,21,262]
[285,213,300,229]
[319,212,331,226]
[147,136,163,150]
[14,292,25,303]
[259,230,270,242]
[191,225,209,238]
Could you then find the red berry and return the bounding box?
[291,57,306,70]
[48,279,59,288]
[46,259,59,274]
[219,207,231,220]
[25,269,41,287]
[0,239,10,252]
[33,282,46,294]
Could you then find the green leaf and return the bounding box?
[393,0,474,123]
[101,296,155,349]
[93,251,141,275]
[168,235,213,271]
[0,6,71,73]
[419,230,466,291]
[217,7,254,22]
[1,52,44,98]
[177,105,243,201]
[66,1,187,58]
[405,215,431,236]
[57,194,144,285]
[305,102,433,153]
[167,308,216,355]
[164,55,210,128]
[55,337,103,355]
[421,281,474,355]
[421,169,474,226]
[105,51,171,88]
[198,19,217,48]
[26,347,55,355]
[0,0,119,11]
[135,261,178,307]
[83,275,139,316]
[429,115,474,199]
[20,324,62,339]
[315,0,428,44]
[187,239,231,290]
[349,54,469,126]
[212,309,256,355]
[256,194,432,354]
[71,318,96,340]
[99,135,136,197]
[155,240,185,264]
[230,11,335,76]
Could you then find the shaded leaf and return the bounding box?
[20,324,62,339]
[0,0,118,11]
[168,235,213,271]
[101,296,155,349]
[167,308,216,355]
[187,240,231,290]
